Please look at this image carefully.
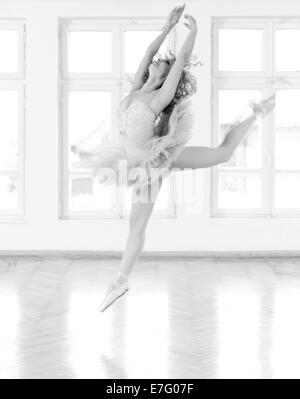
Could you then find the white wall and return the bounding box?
[1,0,300,252]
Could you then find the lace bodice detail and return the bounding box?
[117,100,156,136]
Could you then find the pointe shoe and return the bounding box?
[249,94,276,118]
[99,280,129,312]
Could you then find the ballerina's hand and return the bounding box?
[166,4,186,28]
[183,14,198,32]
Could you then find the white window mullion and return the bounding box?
[263,19,274,217]
[211,83,220,217]
[263,20,275,217]
[268,85,276,218]
[0,22,25,219]
[18,81,25,217]
[261,84,274,218]
[60,82,68,219]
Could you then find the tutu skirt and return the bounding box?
[70,99,194,191]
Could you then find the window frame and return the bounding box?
[60,80,121,219]
[0,21,25,220]
[0,21,25,80]
[273,21,300,77]
[211,82,271,217]
[211,17,300,218]
[212,20,268,79]
[272,85,300,217]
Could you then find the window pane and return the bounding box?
[219,90,262,168]
[68,91,111,169]
[276,30,300,72]
[68,31,112,73]
[125,30,169,74]
[69,176,114,212]
[0,90,18,170]
[218,29,263,72]
[0,30,18,73]
[0,175,18,211]
[275,90,300,170]
[218,174,262,209]
[275,175,300,209]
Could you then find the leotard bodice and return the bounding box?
[117,101,157,154]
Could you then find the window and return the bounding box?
[0,21,25,219]
[212,18,300,217]
[59,19,176,219]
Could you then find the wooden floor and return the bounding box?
[1,255,300,379]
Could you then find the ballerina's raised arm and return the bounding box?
[152,14,198,115]
[130,4,186,92]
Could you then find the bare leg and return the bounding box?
[172,114,257,169]
[99,179,162,311]
[172,96,275,170]
[119,179,162,276]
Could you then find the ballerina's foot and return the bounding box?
[250,94,276,118]
[99,275,129,312]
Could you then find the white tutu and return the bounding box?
[70,99,194,191]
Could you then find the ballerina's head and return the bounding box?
[148,57,174,81]
[142,50,199,113]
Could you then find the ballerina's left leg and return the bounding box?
[171,95,275,170]
[99,179,163,312]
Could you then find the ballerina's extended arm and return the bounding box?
[152,14,197,114]
[130,5,186,92]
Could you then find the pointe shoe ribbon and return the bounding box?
[99,281,129,312]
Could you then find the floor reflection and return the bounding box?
[0,293,20,378]
[217,289,260,378]
[271,288,300,378]
[124,292,169,378]
[68,292,114,378]
[1,256,300,378]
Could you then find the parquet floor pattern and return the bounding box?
[1,255,300,379]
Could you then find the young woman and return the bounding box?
[71,5,275,312]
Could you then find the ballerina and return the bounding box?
[71,4,275,312]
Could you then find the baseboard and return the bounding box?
[1,250,300,258]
